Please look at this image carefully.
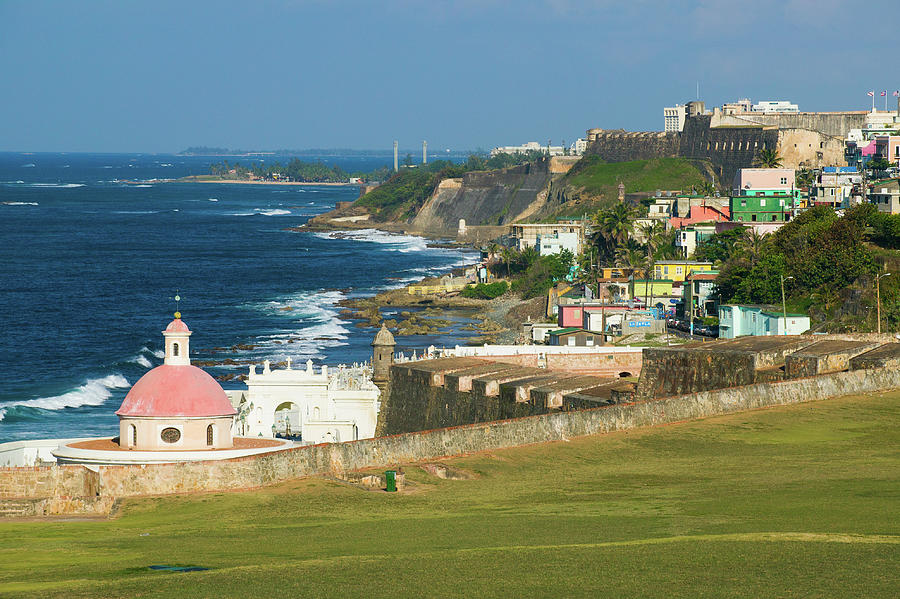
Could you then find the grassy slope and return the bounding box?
[1,392,898,598]
[556,157,708,211]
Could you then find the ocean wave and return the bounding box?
[26,183,85,188]
[22,163,35,167]
[230,208,292,217]
[129,354,153,368]
[314,229,429,253]
[208,198,218,202]
[236,290,351,358]
[0,374,129,422]
[111,210,161,215]
[2,201,39,206]
[133,184,153,188]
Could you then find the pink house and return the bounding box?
[558,304,630,328]
[670,204,731,229]
[732,168,795,194]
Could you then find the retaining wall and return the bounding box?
[3,364,898,517]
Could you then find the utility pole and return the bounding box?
[781,274,794,335]
[876,272,892,334]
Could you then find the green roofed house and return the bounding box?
[718,304,810,338]
[548,328,599,347]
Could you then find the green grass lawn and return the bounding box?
[1,392,898,598]
[563,157,708,198]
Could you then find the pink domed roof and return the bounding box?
[116,365,236,418]
[165,317,191,333]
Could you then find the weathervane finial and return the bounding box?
[173,290,181,319]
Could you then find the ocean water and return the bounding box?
[0,152,476,443]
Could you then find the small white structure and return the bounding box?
[751,100,799,113]
[536,231,579,256]
[230,359,380,444]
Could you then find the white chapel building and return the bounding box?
[227,358,380,444]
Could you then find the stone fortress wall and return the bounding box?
[3,361,899,517]
[3,335,899,517]
[586,110,866,186]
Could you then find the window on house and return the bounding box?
[779,199,785,207]
[752,214,757,222]
[172,343,179,357]
[760,199,766,207]
[567,337,575,346]
[207,424,214,446]
[741,200,747,207]
[780,177,787,184]
[771,215,777,221]
[676,266,683,274]
[586,336,594,346]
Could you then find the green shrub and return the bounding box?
[461,281,508,299]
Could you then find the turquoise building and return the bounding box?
[718,304,810,338]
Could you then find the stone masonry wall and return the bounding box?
[95,365,900,500]
[0,465,98,499]
[3,366,899,514]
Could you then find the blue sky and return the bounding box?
[1,0,897,153]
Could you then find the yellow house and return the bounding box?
[629,279,675,306]
[599,267,644,280]
[652,261,714,283]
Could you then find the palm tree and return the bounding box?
[697,180,716,196]
[596,203,636,247]
[737,228,767,266]
[795,168,814,188]
[754,148,783,168]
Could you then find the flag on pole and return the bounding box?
[881,91,887,96]
[867,91,875,97]
[894,91,900,97]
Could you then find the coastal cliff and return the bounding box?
[306,156,580,237]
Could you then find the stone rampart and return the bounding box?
[89,365,900,500]
[3,366,900,515]
[586,130,680,163]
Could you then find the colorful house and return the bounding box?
[717,304,810,338]
[730,168,797,223]
[629,279,677,308]
[652,261,714,283]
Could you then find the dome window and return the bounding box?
[161,427,181,444]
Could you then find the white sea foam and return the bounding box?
[22,163,35,167]
[208,198,218,202]
[2,202,39,206]
[26,183,85,188]
[230,208,291,217]
[133,184,153,188]
[314,229,429,253]
[0,374,130,421]
[129,354,153,368]
[236,290,351,359]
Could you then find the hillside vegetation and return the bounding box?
[1,392,898,598]
[562,157,709,201]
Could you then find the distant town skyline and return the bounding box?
[1,0,898,153]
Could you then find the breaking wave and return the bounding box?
[0,374,129,422]
[236,290,350,362]
[25,183,85,188]
[314,229,429,253]
[2,202,39,206]
[230,208,292,217]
